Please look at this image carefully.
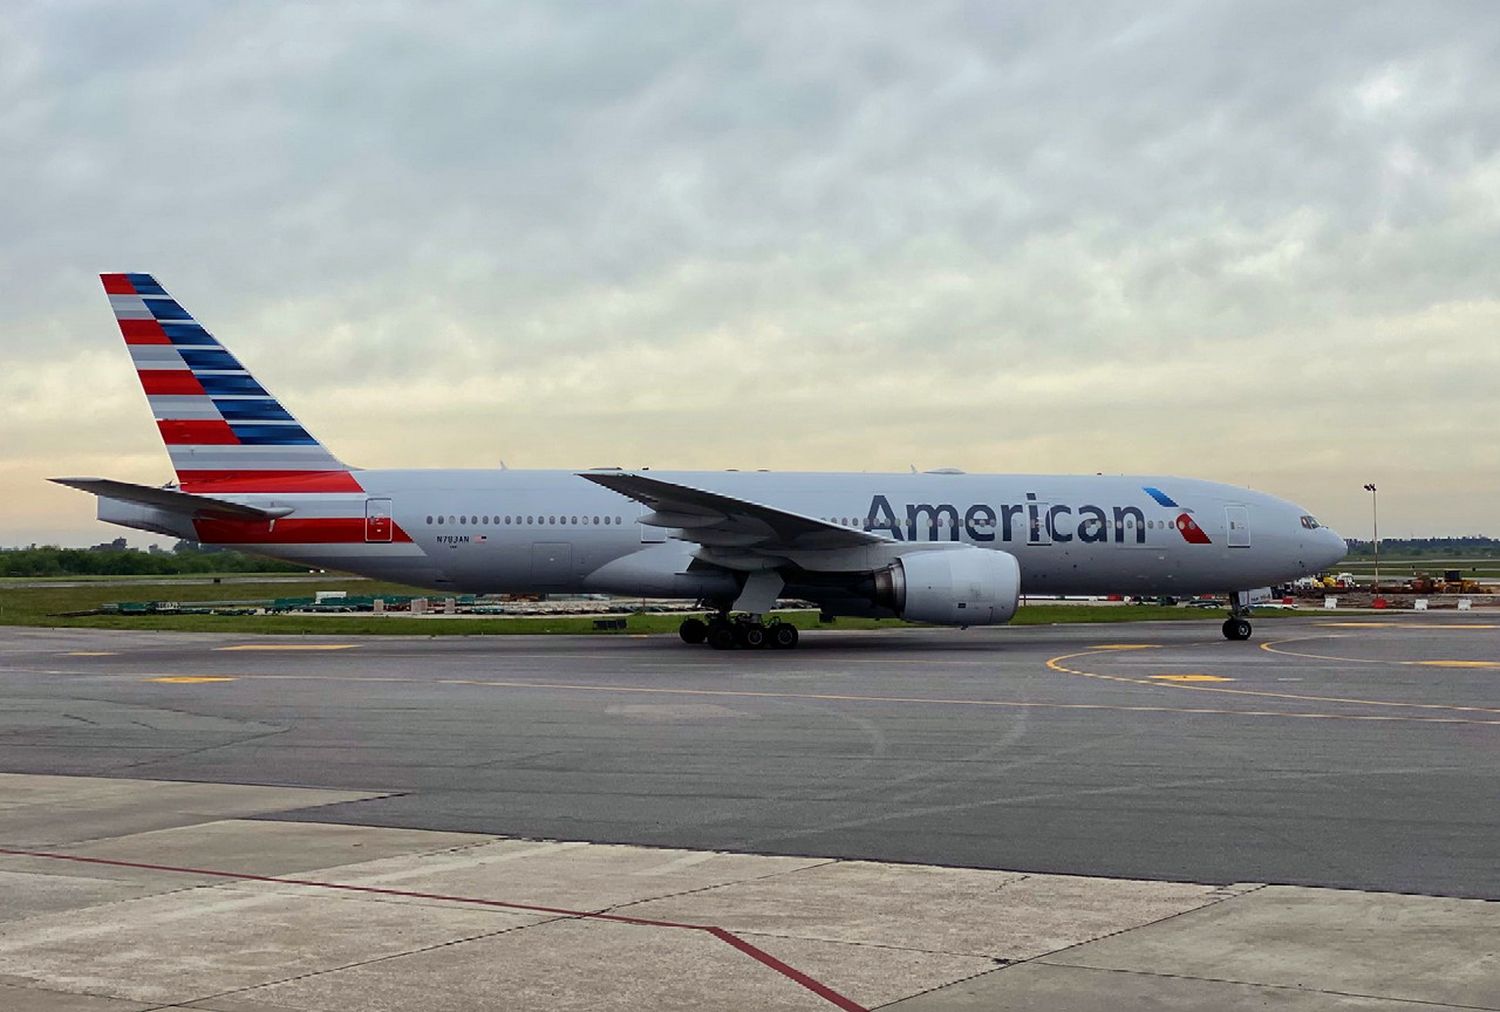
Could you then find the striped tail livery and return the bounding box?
[102,272,358,493]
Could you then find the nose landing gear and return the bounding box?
[1222,591,1254,641]
[1222,617,1253,641]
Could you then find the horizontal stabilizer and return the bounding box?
[49,477,291,520]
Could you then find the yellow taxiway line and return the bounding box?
[79,662,1494,725]
[214,644,361,652]
[1047,644,1500,717]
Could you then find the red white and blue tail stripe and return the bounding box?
[102,273,360,493]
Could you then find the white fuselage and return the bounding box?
[109,469,1348,605]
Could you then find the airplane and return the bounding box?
[55,273,1348,649]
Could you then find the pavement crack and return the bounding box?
[1030,963,1500,1011]
[865,884,1274,1011]
[113,725,293,773]
[1013,883,1253,965]
[602,857,843,915]
[735,928,1000,960]
[869,961,1014,1009]
[175,917,563,1007]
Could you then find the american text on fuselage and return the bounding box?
[868,493,1159,543]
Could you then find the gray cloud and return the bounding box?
[3,0,1498,543]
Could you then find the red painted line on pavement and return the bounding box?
[0,847,867,1012]
[709,926,867,1011]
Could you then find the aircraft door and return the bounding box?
[364,498,393,543]
[1225,505,1251,547]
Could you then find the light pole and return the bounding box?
[1362,483,1379,594]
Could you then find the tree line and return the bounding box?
[0,543,305,577]
[1344,536,1500,559]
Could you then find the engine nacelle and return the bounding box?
[872,548,1021,626]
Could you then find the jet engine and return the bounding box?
[871,547,1021,626]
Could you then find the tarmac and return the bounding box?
[0,615,1496,1009]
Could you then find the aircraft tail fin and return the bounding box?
[101,273,359,493]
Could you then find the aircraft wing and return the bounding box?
[50,478,290,521]
[579,472,883,552]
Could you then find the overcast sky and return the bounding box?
[3,1,1497,546]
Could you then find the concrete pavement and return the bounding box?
[2,773,1494,1011]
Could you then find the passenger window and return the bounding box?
[436,516,443,525]
[425,515,433,525]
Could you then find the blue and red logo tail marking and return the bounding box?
[102,273,356,492]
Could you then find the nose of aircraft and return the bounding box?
[1317,526,1348,569]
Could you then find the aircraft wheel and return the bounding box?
[1222,618,1252,641]
[768,623,799,649]
[737,623,767,649]
[679,618,707,645]
[707,625,736,650]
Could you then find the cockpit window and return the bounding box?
[1300,515,1321,529]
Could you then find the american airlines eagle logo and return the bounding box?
[1173,513,1212,544]
[1143,486,1212,544]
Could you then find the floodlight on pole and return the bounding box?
[1362,484,1379,594]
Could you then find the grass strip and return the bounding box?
[0,577,1285,635]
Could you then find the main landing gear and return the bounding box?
[678,614,799,650]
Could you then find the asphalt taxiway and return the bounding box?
[0,616,1496,1009]
[2,617,1496,898]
